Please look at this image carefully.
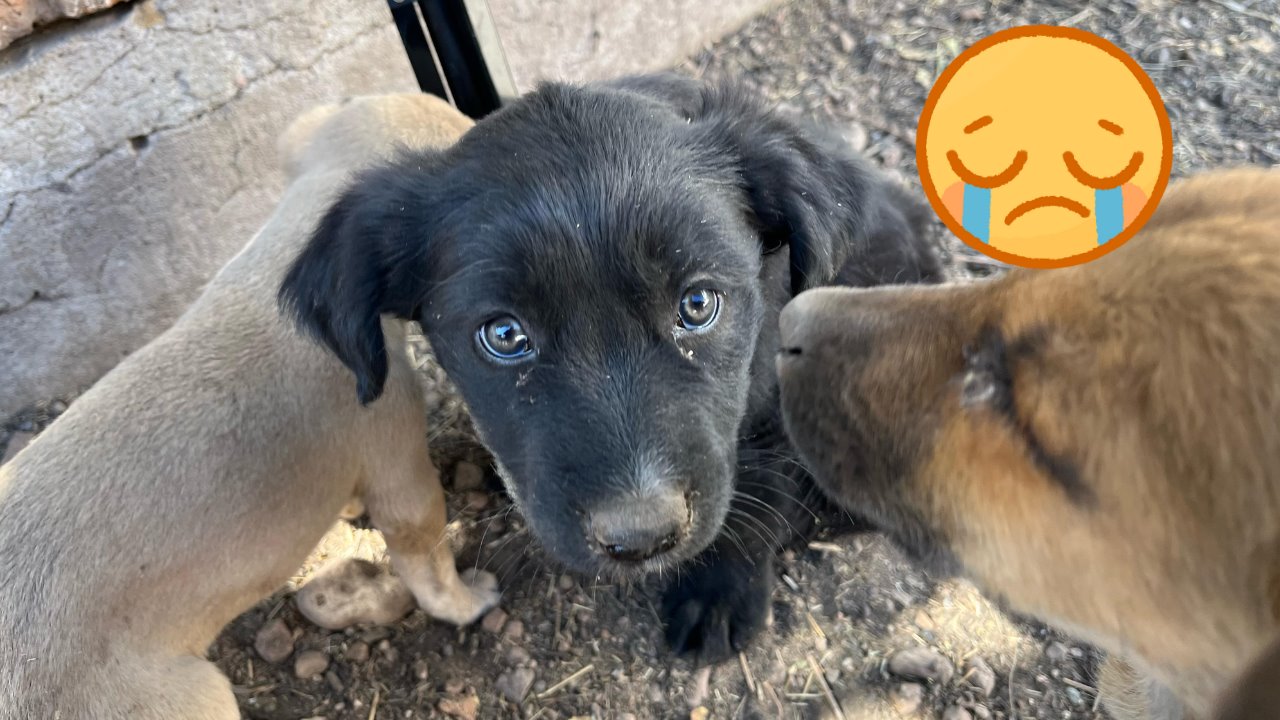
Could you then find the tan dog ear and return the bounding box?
[279,157,442,405]
[1213,638,1280,720]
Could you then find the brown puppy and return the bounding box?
[776,167,1280,720]
[0,94,499,719]
[1213,637,1280,720]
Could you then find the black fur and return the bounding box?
[280,73,942,664]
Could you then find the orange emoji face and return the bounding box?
[918,26,1173,268]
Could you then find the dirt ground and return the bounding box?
[3,0,1278,718]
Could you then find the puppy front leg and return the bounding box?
[362,452,500,626]
[662,435,827,664]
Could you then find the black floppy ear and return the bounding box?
[730,112,941,294]
[279,157,436,405]
[651,76,941,295]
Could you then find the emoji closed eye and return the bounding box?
[947,149,1028,189]
[1063,150,1143,190]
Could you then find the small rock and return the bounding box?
[344,641,370,664]
[970,704,991,719]
[943,706,972,720]
[464,491,490,511]
[253,618,294,663]
[437,694,479,720]
[838,30,856,53]
[890,682,924,715]
[378,639,399,664]
[496,667,536,703]
[647,683,664,703]
[1045,641,1069,662]
[965,657,996,697]
[877,142,904,168]
[504,645,531,666]
[294,649,330,680]
[325,670,344,693]
[558,574,575,591]
[295,558,415,630]
[1065,686,1084,706]
[958,5,985,21]
[888,647,955,684]
[502,619,525,641]
[452,461,485,491]
[413,659,430,681]
[481,607,508,634]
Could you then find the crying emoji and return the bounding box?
[918,25,1173,268]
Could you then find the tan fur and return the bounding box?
[0,94,497,719]
[779,168,1280,720]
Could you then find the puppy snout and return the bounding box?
[589,490,690,563]
[778,289,850,360]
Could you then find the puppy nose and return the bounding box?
[589,490,689,563]
[779,289,836,357]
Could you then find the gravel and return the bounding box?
[889,646,957,685]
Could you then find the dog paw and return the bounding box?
[462,568,502,614]
[662,553,772,665]
[434,568,501,626]
[295,558,415,630]
[461,567,500,595]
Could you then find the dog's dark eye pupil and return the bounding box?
[677,288,721,331]
[478,316,534,360]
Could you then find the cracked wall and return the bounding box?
[0,0,774,418]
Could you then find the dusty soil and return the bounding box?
[3,0,1277,718]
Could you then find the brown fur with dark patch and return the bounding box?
[777,168,1280,719]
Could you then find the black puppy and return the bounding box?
[280,74,941,662]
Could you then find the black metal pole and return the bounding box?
[417,0,503,119]
[386,0,508,120]
[387,0,449,102]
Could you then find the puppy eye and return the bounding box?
[959,332,1010,409]
[676,287,721,332]
[477,315,535,362]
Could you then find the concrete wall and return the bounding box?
[0,0,775,419]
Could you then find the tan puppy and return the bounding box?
[0,94,499,720]
[776,168,1280,720]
